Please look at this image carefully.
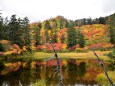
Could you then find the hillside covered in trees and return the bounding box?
[0,13,115,52]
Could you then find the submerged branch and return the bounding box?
[49,39,64,86]
[91,48,115,86]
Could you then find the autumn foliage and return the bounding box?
[29,24,112,51]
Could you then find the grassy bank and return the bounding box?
[33,51,111,60]
[0,50,111,63]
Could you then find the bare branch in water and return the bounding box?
[49,39,64,86]
[91,48,115,86]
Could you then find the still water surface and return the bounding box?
[0,59,106,86]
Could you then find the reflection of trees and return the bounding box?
[64,60,86,85]
[18,68,32,85]
[0,60,87,86]
[67,59,78,85]
[45,66,56,86]
[36,65,42,79]
[78,62,86,79]
[19,65,46,86]
[0,68,29,86]
[0,62,4,71]
[0,65,45,86]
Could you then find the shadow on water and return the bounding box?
[0,59,107,86]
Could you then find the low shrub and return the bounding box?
[107,49,115,71]
[96,71,115,86]
[108,49,115,59]
[31,79,46,86]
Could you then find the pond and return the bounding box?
[0,59,108,86]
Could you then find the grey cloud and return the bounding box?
[102,0,115,13]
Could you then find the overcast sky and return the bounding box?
[0,0,115,22]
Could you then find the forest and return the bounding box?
[0,13,115,51]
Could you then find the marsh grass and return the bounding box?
[96,71,115,86]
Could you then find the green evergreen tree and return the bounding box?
[87,18,92,25]
[99,17,106,24]
[34,27,39,46]
[8,15,21,46]
[76,29,85,48]
[35,23,41,46]
[83,18,86,25]
[22,17,30,46]
[18,18,27,48]
[67,21,77,47]
[109,14,115,48]
[3,17,9,39]
[0,16,4,39]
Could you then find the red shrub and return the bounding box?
[13,44,21,50]
[54,43,63,51]
[88,43,113,49]
[45,43,64,51]
[36,45,43,50]
[88,43,103,49]
[0,52,4,56]
[45,43,53,51]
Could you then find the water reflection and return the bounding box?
[0,59,104,86]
